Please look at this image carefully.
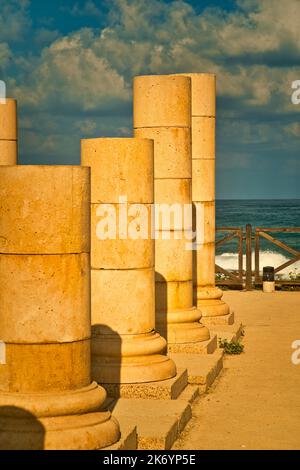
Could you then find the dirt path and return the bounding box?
[173,291,300,450]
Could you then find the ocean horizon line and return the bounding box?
[216,198,300,201]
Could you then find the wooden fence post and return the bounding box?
[255,229,260,284]
[246,224,252,290]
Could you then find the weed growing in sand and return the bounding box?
[219,338,244,355]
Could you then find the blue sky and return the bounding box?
[1,0,300,199]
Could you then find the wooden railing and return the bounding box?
[254,227,300,285]
[215,225,300,289]
[215,227,244,288]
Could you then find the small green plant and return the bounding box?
[289,268,300,281]
[219,338,244,355]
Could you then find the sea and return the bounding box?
[215,200,300,278]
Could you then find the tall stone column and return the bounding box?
[134,75,213,353]
[81,138,176,385]
[0,99,17,165]
[0,166,120,450]
[180,73,231,324]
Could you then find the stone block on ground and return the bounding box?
[168,335,217,355]
[170,350,224,392]
[102,369,188,400]
[202,311,235,326]
[211,321,244,344]
[107,398,192,450]
[102,425,137,450]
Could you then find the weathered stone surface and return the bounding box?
[82,137,176,384]
[0,99,17,140]
[91,203,154,269]
[103,425,137,450]
[134,75,191,128]
[170,349,224,392]
[174,73,216,117]
[192,117,215,159]
[176,73,231,320]
[155,280,194,311]
[135,127,191,179]
[108,397,192,450]
[197,287,231,318]
[0,165,120,450]
[0,341,91,393]
[81,137,153,204]
[155,236,193,282]
[0,140,17,165]
[193,201,215,244]
[210,321,243,342]
[0,166,90,254]
[192,159,215,202]
[91,268,155,335]
[0,99,17,165]
[101,369,188,400]
[0,253,90,344]
[155,178,191,205]
[134,74,212,349]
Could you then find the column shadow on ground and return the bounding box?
[0,406,45,450]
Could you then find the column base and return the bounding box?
[156,306,211,346]
[103,424,137,450]
[0,382,120,450]
[169,350,224,392]
[107,397,192,450]
[102,368,188,400]
[210,321,243,343]
[168,334,217,354]
[202,311,235,326]
[92,331,177,384]
[197,286,231,318]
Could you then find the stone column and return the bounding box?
[0,166,120,450]
[134,75,211,352]
[180,73,231,324]
[0,99,17,165]
[81,138,176,385]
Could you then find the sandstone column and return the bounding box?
[180,73,231,324]
[0,166,120,450]
[81,138,176,385]
[134,75,211,352]
[0,99,17,165]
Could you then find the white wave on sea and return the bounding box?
[216,250,300,279]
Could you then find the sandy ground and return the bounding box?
[173,290,300,450]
